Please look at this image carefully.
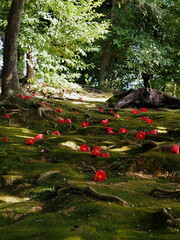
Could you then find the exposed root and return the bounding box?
[57,185,128,205]
[82,161,97,174]
[37,106,54,117]
[148,187,180,196]
[162,208,180,226]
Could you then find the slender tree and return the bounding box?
[1,0,25,96]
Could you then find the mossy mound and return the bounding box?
[0,93,179,239]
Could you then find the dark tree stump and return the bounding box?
[107,88,180,109]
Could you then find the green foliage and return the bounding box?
[20,0,109,82]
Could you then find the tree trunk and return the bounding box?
[99,38,112,86]
[1,0,25,96]
[98,0,131,86]
[142,72,151,88]
[98,0,116,86]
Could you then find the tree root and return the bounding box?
[162,208,180,226]
[148,187,180,196]
[57,185,128,205]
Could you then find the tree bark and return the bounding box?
[107,88,180,109]
[1,0,25,96]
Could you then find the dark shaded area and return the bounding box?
[107,88,180,109]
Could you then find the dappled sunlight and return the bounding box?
[0,195,30,203]
[71,101,97,108]
[109,146,131,152]
[156,126,168,133]
[63,237,83,240]
[60,141,78,150]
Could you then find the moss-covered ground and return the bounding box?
[0,92,179,240]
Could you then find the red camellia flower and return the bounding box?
[99,109,104,112]
[74,111,80,114]
[26,138,36,145]
[17,94,24,98]
[170,145,179,154]
[131,109,139,114]
[103,152,110,157]
[91,146,103,157]
[53,131,61,135]
[127,117,131,119]
[118,128,128,134]
[104,127,115,135]
[110,110,115,114]
[79,144,91,152]
[101,119,109,125]
[149,129,158,135]
[136,131,147,140]
[141,116,147,121]
[57,118,65,123]
[114,114,120,118]
[65,118,72,124]
[94,170,106,181]
[1,137,9,142]
[24,96,31,100]
[108,129,115,134]
[55,108,63,113]
[146,118,153,124]
[34,134,44,140]
[140,108,148,112]
[81,121,90,128]
[4,114,10,118]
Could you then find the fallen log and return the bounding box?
[107,88,180,109]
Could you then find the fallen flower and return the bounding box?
[140,108,148,112]
[91,146,103,157]
[57,118,65,123]
[131,109,139,114]
[146,118,153,124]
[149,129,158,135]
[94,170,106,181]
[114,114,120,118]
[103,152,110,157]
[34,134,44,140]
[101,119,109,125]
[108,129,115,134]
[65,118,72,124]
[110,110,115,114]
[55,108,63,113]
[26,138,36,145]
[79,144,90,152]
[1,137,9,142]
[170,145,179,154]
[118,128,128,134]
[53,131,61,135]
[136,131,147,140]
[24,96,31,100]
[17,94,24,98]
[81,121,90,128]
[141,116,147,121]
[99,109,104,112]
[4,114,10,118]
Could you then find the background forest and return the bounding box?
[0,0,179,96]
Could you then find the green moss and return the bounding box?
[0,95,179,239]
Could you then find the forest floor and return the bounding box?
[0,88,179,240]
